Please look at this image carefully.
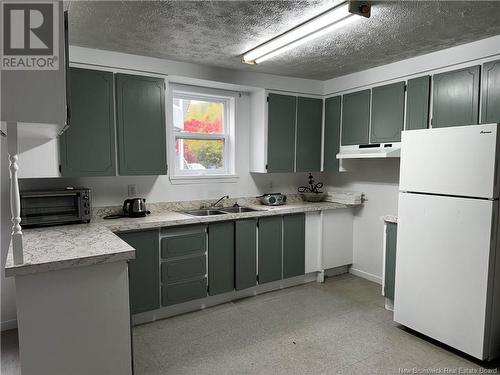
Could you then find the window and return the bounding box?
[169,85,236,179]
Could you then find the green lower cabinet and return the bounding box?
[283,214,305,279]
[258,216,283,284]
[235,219,257,291]
[161,230,206,259]
[161,255,206,283]
[162,278,207,306]
[208,222,235,295]
[117,230,160,314]
[384,223,397,301]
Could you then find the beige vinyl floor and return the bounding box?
[2,274,499,374]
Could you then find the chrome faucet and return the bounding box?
[210,195,229,208]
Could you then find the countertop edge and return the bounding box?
[5,249,135,277]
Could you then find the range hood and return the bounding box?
[336,143,401,159]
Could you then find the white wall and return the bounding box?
[323,35,500,283]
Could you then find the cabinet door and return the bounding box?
[296,97,322,172]
[235,219,257,290]
[283,214,305,279]
[117,230,160,314]
[384,223,397,301]
[267,93,296,172]
[323,96,341,172]
[60,68,116,176]
[208,222,235,295]
[432,66,480,128]
[481,60,500,124]
[341,90,370,145]
[258,216,283,283]
[115,73,167,175]
[406,76,430,130]
[371,82,405,143]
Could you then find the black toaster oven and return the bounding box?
[20,188,92,227]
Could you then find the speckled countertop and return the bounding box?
[97,201,352,232]
[5,224,135,277]
[5,196,359,277]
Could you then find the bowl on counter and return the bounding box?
[300,192,328,202]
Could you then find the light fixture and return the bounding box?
[241,1,368,64]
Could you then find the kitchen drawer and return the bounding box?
[162,278,207,306]
[161,255,206,283]
[161,232,206,259]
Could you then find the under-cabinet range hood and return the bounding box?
[336,143,401,159]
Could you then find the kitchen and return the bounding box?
[1,1,500,374]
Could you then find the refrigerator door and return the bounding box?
[394,192,496,360]
[399,123,499,199]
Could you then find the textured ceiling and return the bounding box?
[68,1,500,80]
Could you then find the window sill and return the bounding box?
[169,174,240,185]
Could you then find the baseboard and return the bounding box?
[349,267,382,284]
[1,319,18,331]
[133,272,319,326]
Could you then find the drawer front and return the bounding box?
[161,232,206,259]
[162,278,207,306]
[161,255,206,283]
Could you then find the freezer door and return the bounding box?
[394,192,496,360]
[399,124,499,199]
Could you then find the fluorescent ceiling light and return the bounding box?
[242,2,357,64]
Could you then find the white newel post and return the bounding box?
[7,122,23,264]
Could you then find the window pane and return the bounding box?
[173,97,224,134]
[175,138,224,171]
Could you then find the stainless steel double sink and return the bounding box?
[181,206,260,216]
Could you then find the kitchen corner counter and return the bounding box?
[96,201,355,232]
[5,224,135,277]
[5,200,358,277]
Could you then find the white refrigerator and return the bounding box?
[394,123,500,361]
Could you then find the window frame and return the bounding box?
[168,84,237,180]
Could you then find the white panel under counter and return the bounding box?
[5,224,135,375]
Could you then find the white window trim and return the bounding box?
[167,83,237,181]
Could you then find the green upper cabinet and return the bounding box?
[258,216,283,284]
[406,76,430,130]
[370,82,405,143]
[117,230,160,315]
[60,68,116,177]
[267,93,296,172]
[235,219,257,291]
[432,66,480,128]
[115,73,167,175]
[283,214,305,279]
[296,97,323,172]
[341,89,370,145]
[481,60,500,124]
[323,96,341,172]
[208,221,235,295]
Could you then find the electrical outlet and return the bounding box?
[127,184,136,197]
